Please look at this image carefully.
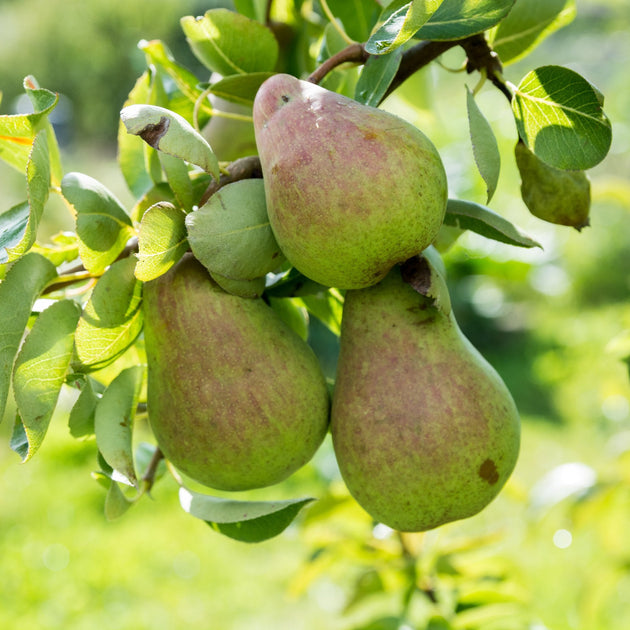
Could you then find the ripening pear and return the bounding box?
[143,254,330,491]
[331,255,520,532]
[253,74,448,289]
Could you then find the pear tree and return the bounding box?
[0,0,614,549]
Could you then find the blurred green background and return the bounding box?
[1,1,630,628]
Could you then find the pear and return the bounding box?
[331,255,520,532]
[143,254,330,491]
[253,74,448,289]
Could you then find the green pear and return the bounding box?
[515,140,591,230]
[331,255,520,532]
[143,254,330,491]
[253,74,448,289]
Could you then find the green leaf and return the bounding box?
[186,179,284,281]
[31,232,80,267]
[179,487,315,543]
[181,9,279,75]
[74,257,144,372]
[68,376,105,438]
[61,172,134,274]
[5,130,51,261]
[12,299,81,461]
[350,616,402,630]
[298,290,344,336]
[104,480,135,520]
[117,71,155,198]
[366,0,444,55]
[158,153,193,212]
[0,252,57,421]
[135,202,188,282]
[208,72,275,106]
[512,65,612,170]
[414,0,515,41]
[466,87,500,204]
[24,76,63,187]
[94,365,144,487]
[324,0,381,42]
[268,297,309,342]
[444,199,542,248]
[233,0,268,22]
[490,0,576,65]
[514,140,590,229]
[354,49,402,106]
[120,104,220,180]
[139,40,206,117]
[0,202,30,264]
[0,82,57,174]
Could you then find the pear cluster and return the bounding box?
[142,74,520,532]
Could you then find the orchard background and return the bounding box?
[0,1,629,629]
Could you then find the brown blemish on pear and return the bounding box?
[143,254,330,491]
[331,259,520,532]
[253,74,448,289]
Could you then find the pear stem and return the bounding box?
[307,43,369,84]
[142,447,165,492]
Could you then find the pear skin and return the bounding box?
[143,254,330,491]
[331,257,520,531]
[253,74,448,289]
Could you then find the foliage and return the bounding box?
[0,1,628,628]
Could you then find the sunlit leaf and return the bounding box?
[366,0,444,55]
[24,76,63,186]
[12,299,81,461]
[139,40,206,117]
[186,179,284,281]
[298,290,344,336]
[268,297,309,342]
[135,202,188,282]
[466,87,500,204]
[120,104,220,180]
[208,72,274,106]
[179,486,314,543]
[414,0,514,40]
[61,172,134,274]
[181,9,279,75]
[0,81,57,174]
[512,65,612,170]
[117,70,155,198]
[94,365,144,487]
[0,252,57,421]
[74,257,144,372]
[444,199,542,248]
[354,48,402,106]
[5,130,51,261]
[490,0,576,65]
